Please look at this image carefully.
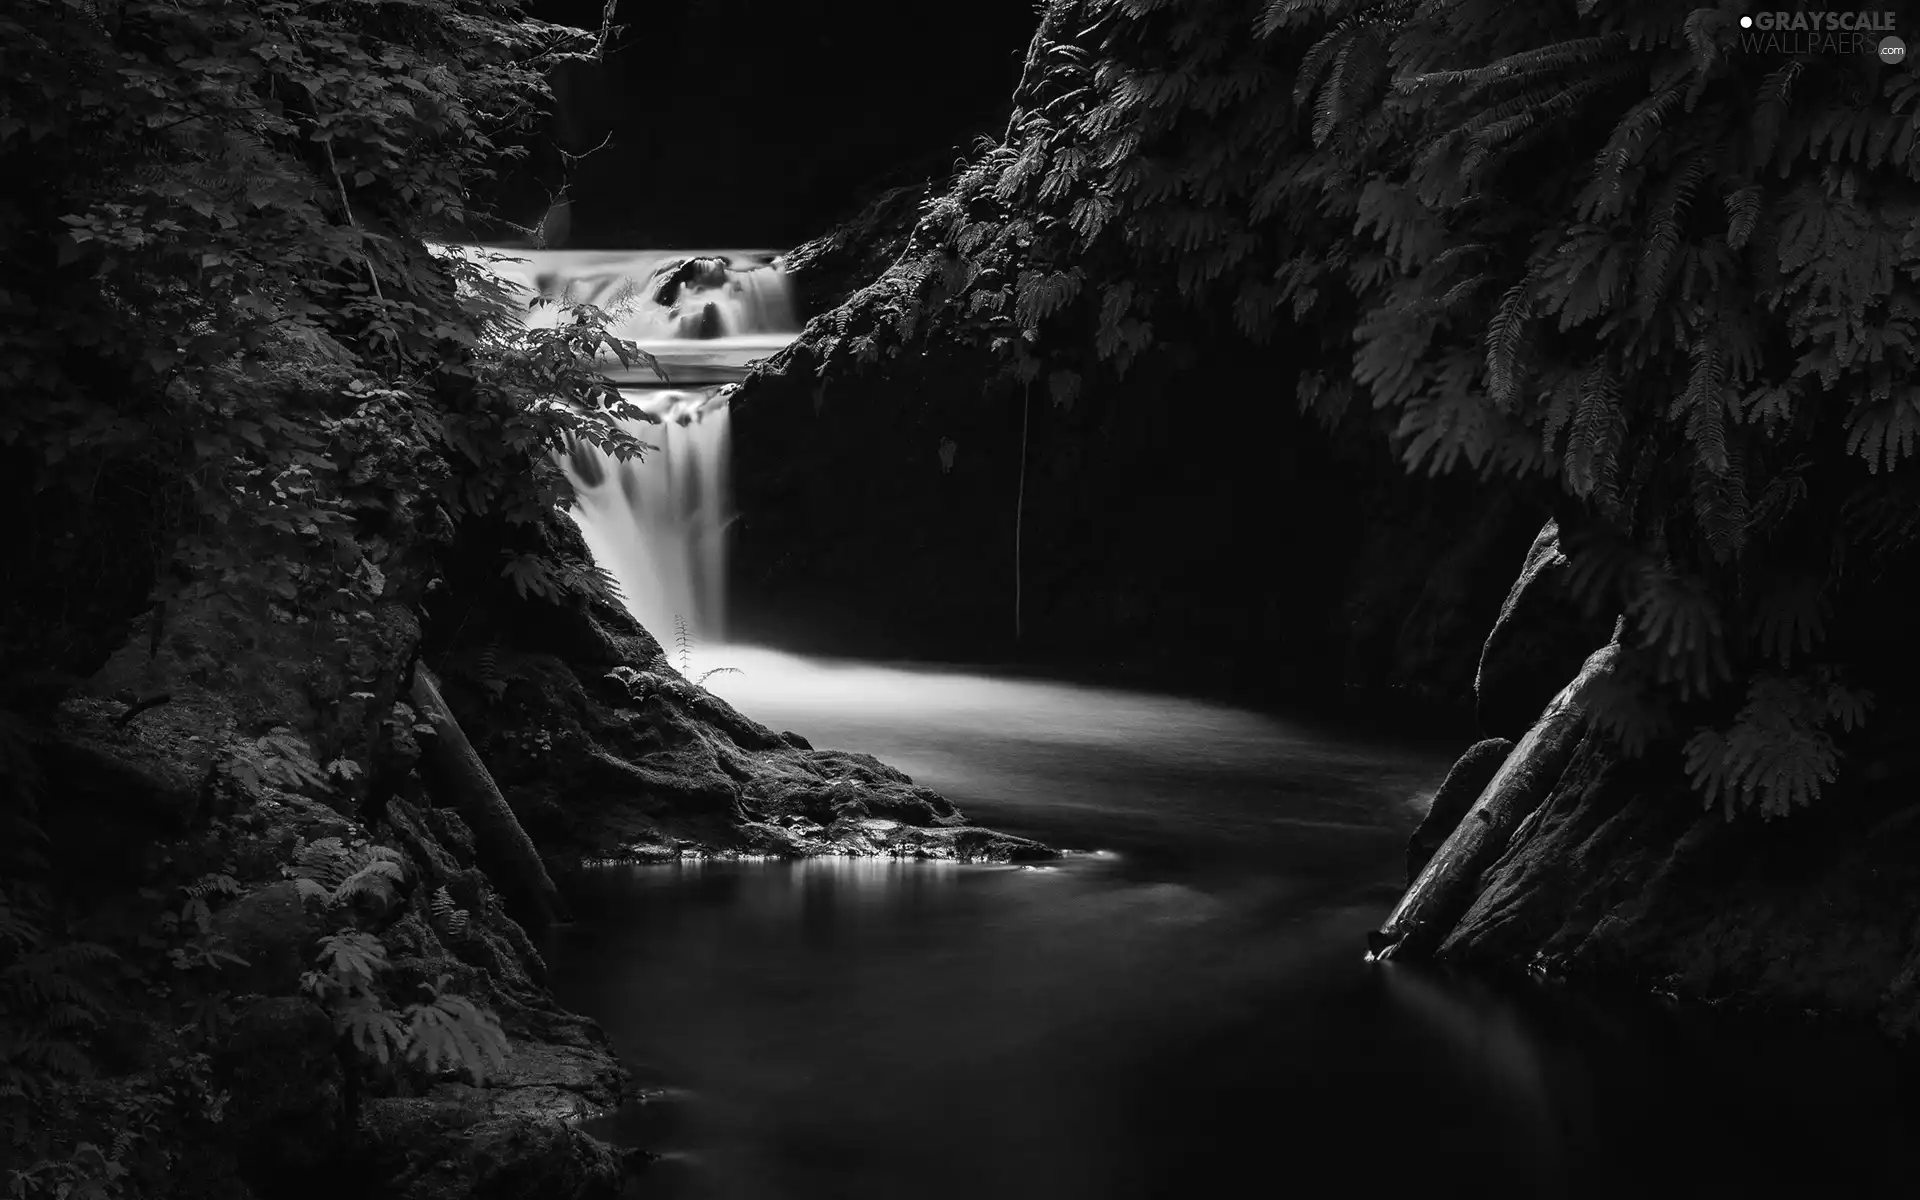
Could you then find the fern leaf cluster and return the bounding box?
[224,727,333,796]
[290,838,409,910]
[301,924,510,1084]
[428,886,471,940]
[818,0,1920,813]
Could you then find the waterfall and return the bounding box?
[452,245,799,647]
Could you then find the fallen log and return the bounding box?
[1406,737,1513,886]
[1370,635,1621,962]
[410,663,569,929]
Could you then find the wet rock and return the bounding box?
[217,997,341,1181]
[40,705,213,831]
[1407,738,1513,884]
[359,1088,624,1200]
[652,255,732,307]
[432,632,1056,863]
[421,805,479,865]
[680,301,724,339]
[424,514,1056,866]
[212,880,323,996]
[1474,520,1619,739]
[1438,722,1920,1039]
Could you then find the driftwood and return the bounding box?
[410,664,568,929]
[1370,637,1622,962]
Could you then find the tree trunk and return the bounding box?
[410,664,568,929]
[1370,636,1621,962]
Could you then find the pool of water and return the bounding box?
[541,648,1920,1198]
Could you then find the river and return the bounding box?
[542,646,1920,1199]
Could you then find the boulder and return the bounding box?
[651,255,731,307]
[212,880,323,996]
[217,997,342,1182]
[1407,737,1513,884]
[1474,520,1619,739]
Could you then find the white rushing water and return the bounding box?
[457,245,800,644]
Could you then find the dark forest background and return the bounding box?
[514,0,1041,245]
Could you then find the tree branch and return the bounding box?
[322,137,385,303]
[595,0,620,59]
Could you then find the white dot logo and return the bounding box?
[1740,15,1753,27]
[1883,35,1908,64]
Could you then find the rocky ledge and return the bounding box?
[429,519,1057,868]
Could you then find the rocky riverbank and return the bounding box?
[1381,519,1920,1046]
[10,495,1048,1200]
[425,514,1057,870]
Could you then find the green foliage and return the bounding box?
[224,727,331,795]
[668,614,739,687]
[1683,672,1874,819]
[300,929,508,1084]
[290,837,408,911]
[162,873,249,979]
[674,614,694,676]
[0,718,115,1122]
[402,974,510,1082]
[428,886,470,941]
[0,0,649,675]
[826,0,1920,814]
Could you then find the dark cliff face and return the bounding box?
[724,297,1544,715]
[512,0,1038,247]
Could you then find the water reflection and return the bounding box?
[695,645,1445,870]
[541,658,1920,1200]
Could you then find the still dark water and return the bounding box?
[543,648,1920,1198]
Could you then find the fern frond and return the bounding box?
[334,858,406,906]
[1684,673,1852,819]
[1398,35,1628,97]
[1626,568,1730,700]
[1843,391,1920,474]
[1585,667,1673,757]
[405,993,510,1084]
[1484,276,1536,408]
[1635,147,1714,317]
[1723,184,1763,250]
[1563,362,1626,506]
[313,930,389,990]
[339,997,406,1063]
[1749,576,1830,667]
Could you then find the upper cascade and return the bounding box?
[438,245,802,644]
[440,245,801,383]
